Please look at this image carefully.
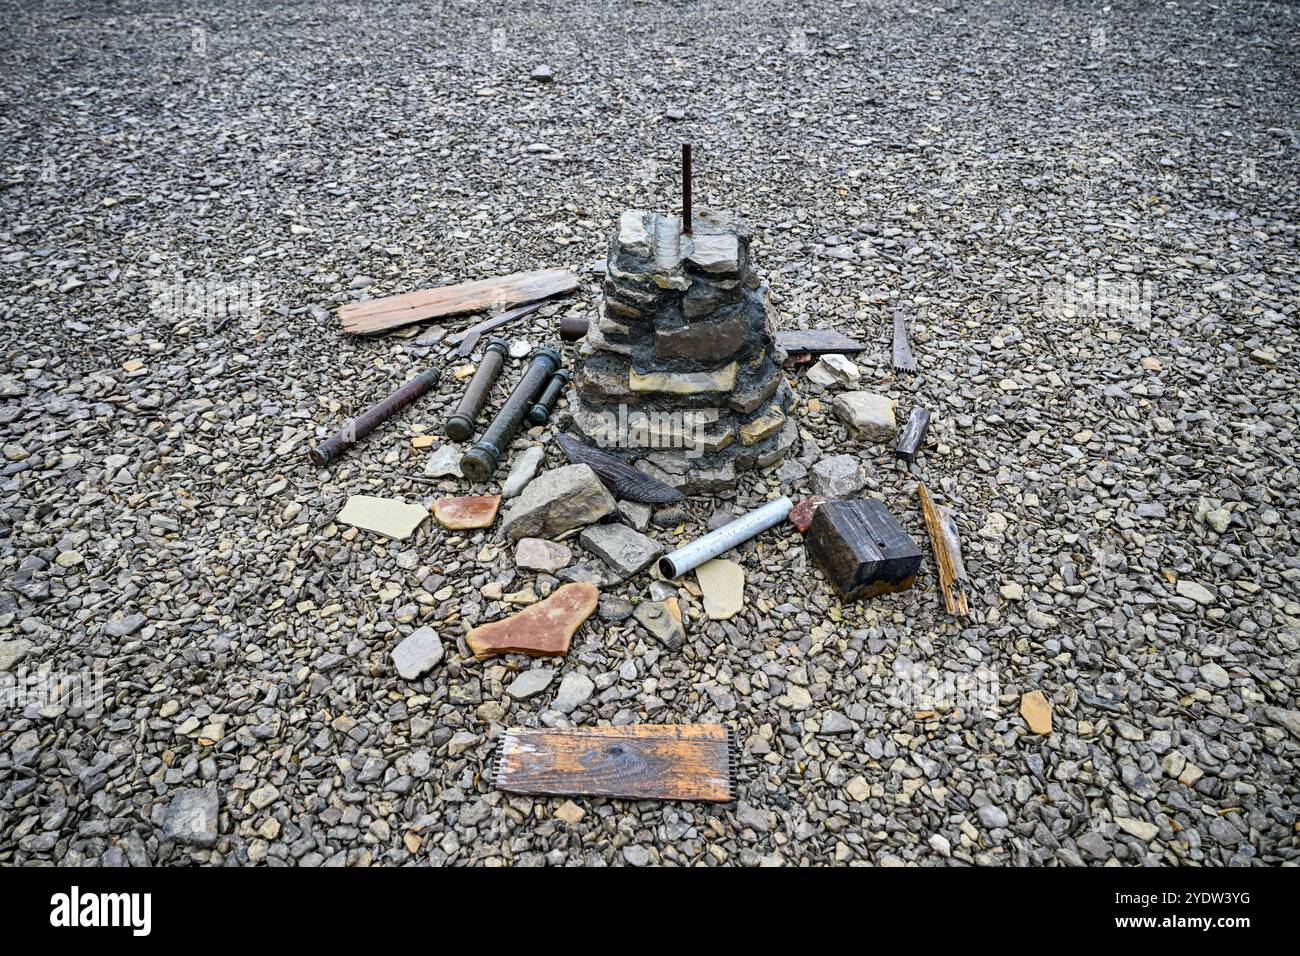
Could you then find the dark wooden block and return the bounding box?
[805,499,923,601]
[895,406,931,464]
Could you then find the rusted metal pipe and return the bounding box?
[460,347,561,482]
[559,314,589,341]
[309,369,442,467]
[527,369,571,426]
[445,338,508,441]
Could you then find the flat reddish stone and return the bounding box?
[433,495,501,530]
[466,582,599,660]
[789,495,828,533]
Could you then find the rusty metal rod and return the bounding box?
[682,143,692,235]
[445,338,508,441]
[527,369,571,426]
[461,347,561,482]
[309,369,441,467]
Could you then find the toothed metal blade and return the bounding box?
[892,311,917,373]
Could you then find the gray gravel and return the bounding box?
[1,0,1298,867]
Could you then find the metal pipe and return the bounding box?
[527,369,571,426]
[682,143,692,235]
[559,314,589,341]
[460,347,561,482]
[309,368,441,467]
[445,338,508,441]
[657,496,792,579]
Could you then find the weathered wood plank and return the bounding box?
[493,724,736,803]
[776,328,868,355]
[918,482,970,617]
[338,268,577,335]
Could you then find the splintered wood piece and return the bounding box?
[493,724,737,803]
[805,499,922,601]
[450,301,546,357]
[892,311,916,373]
[557,433,684,504]
[776,329,868,356]
[918,482,969,617]
[895,407,931,464]
[338,268,577,335]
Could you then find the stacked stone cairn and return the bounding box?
[568,209,796,493]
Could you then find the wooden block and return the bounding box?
[338,268,577,335]
[805,499,922,601]
[895,407,931,463]
[493,724,736,803]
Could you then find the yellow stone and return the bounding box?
[629,362,737,395]
[411,435,435,449]
[1020,690,1053,735]
[554,800,586,825]
[404,832,423,853]
[739,405,786,446]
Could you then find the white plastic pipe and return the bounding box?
[657,496,793,579]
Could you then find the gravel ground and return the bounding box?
[1,0,1298,867]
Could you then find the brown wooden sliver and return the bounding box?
[338,268,578,335]
[493,724,737,803]
[918,482,970,618]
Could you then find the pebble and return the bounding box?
[506,668,557,699]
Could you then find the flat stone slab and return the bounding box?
[466,582,599,659]
[740,404,786,446]
[579,523,663,577]
[337,495,428,540]
[695,558,744,620]
[391,626,444,680]
[629,362,737,395]
[433,495,500,530]
[686,232,740,274]
[500,464,617,542]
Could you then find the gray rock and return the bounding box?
[579,523,663,577]
[506,668,557,699]
[391,627,444,680]
[810,453,866,497]
[832,391,896,441]
[162,787,220,848]
[500,464,617,542]
[104,612,145,637]
[552,672,594,714]
[977,805,1009,829]
[515,537,573,573]
[425,444,462,478]
[0,638,34,672]
[501,445,544,499]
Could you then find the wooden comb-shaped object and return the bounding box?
[493,724,737,803]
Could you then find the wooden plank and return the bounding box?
[493,724,736,803]
[338,268,577,335]
[918,482,970,617]
[776,328,867,355]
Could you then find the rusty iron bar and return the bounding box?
[682,143,692,235]
[460,347,561,482]
[445,338,508,441]
[309,368,442,467]
[527,369,572,426]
